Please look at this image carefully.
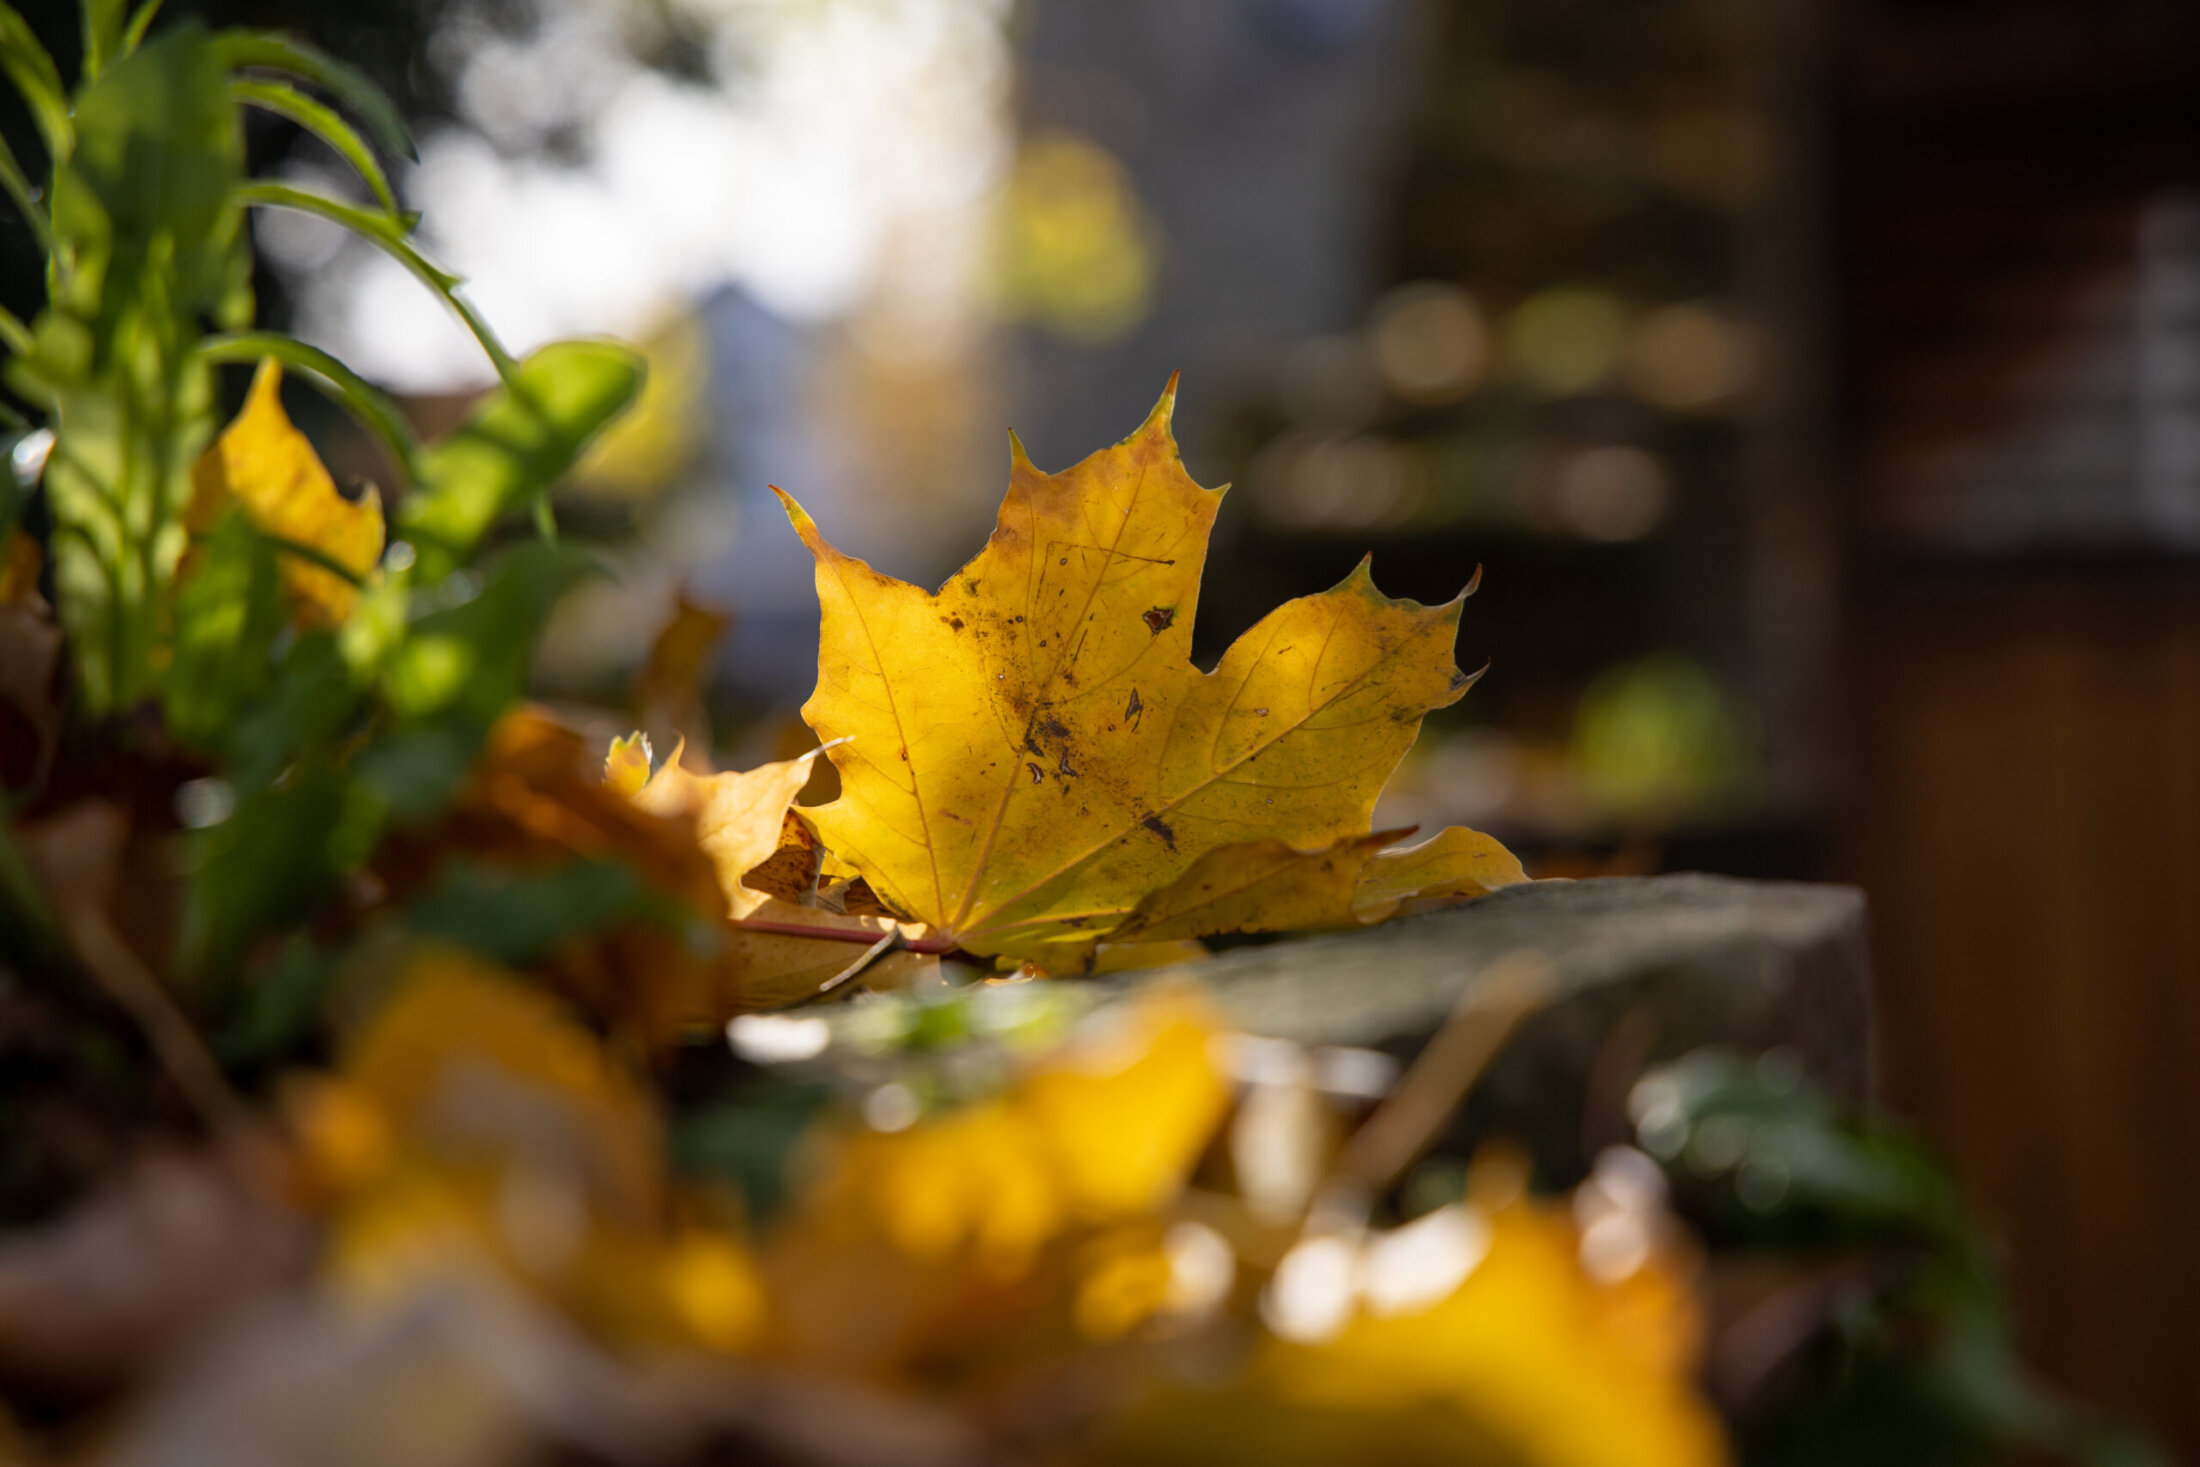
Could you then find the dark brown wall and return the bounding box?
[1855,574,2200,1450]
[1836,1,2200,1453]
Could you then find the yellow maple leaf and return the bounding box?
[189,359,384,624]
[1108,830,1406,943]
[1355,825,1529,918]
[777,380,1485,962]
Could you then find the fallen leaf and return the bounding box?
[1108,830,1408,944]
[336,945,664,1223]
[740,811,823,903]
[778,380,1478,961]
[189,360,384,625]
[603,731,653,798]
[1103,1181,1725,1467]
[1355,826,1529,917]
[624,740,829,921]
[768,990,1227,1368]
[634,586,730,759]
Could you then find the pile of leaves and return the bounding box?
[0,8,2155,1467]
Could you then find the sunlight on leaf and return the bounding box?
[603,730,652,798]
[1106,1171,1725,1467]
[1355,825,1530,918]
[780,381,1503,963]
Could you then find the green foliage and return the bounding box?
[404,859,674,966]
[1634,1052,2166,1467]
[0,5,641,992]
[400,340,646,574]
[161,507,285,747]
[18,23,242,713]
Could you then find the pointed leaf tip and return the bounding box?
[1136,373,1181,438]
[1008,429,1035,472]
[770,486,830,557]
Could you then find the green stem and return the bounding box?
[120,0,163,55]
[0,3,73,159]
[236,182,519,387]
[0,303,31,356]
[0,129,49,252]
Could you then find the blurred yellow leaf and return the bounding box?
[631,586,731,761]
[779,383,1483,963]
[189,359,383,625]
[603,730,653,797]
[337,945,663,1219]
[769,991,1228,1365]
[1106,1189,1725,1467]
[1017,992,1229,1219]
[310,946,767,1354]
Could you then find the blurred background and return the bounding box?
[4,0,2196,1454]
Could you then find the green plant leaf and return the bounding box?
[164,507,286,750]
[82,0,131,81]
[214,31,413,162]
[52,23,244,321]
[398,341,644,574]
[0,3,72,158]
[0,128,49,251]
[119,0,163,56]
[27,23,246,712]
[381,541,592,725]
[236,183,514,384]
[176,759,360,986]
[404,858,670,966]
[229,78,401,215]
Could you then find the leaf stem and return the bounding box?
[727,914,959,955]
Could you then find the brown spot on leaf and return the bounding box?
[1027,762,1044,784]
[1057,748,1078,778]
[1038,715,1070,741]
[1141,814,1175,849]
[1142,605,1176,634]
[948,616,964,631]
[1125,688,1143,728]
